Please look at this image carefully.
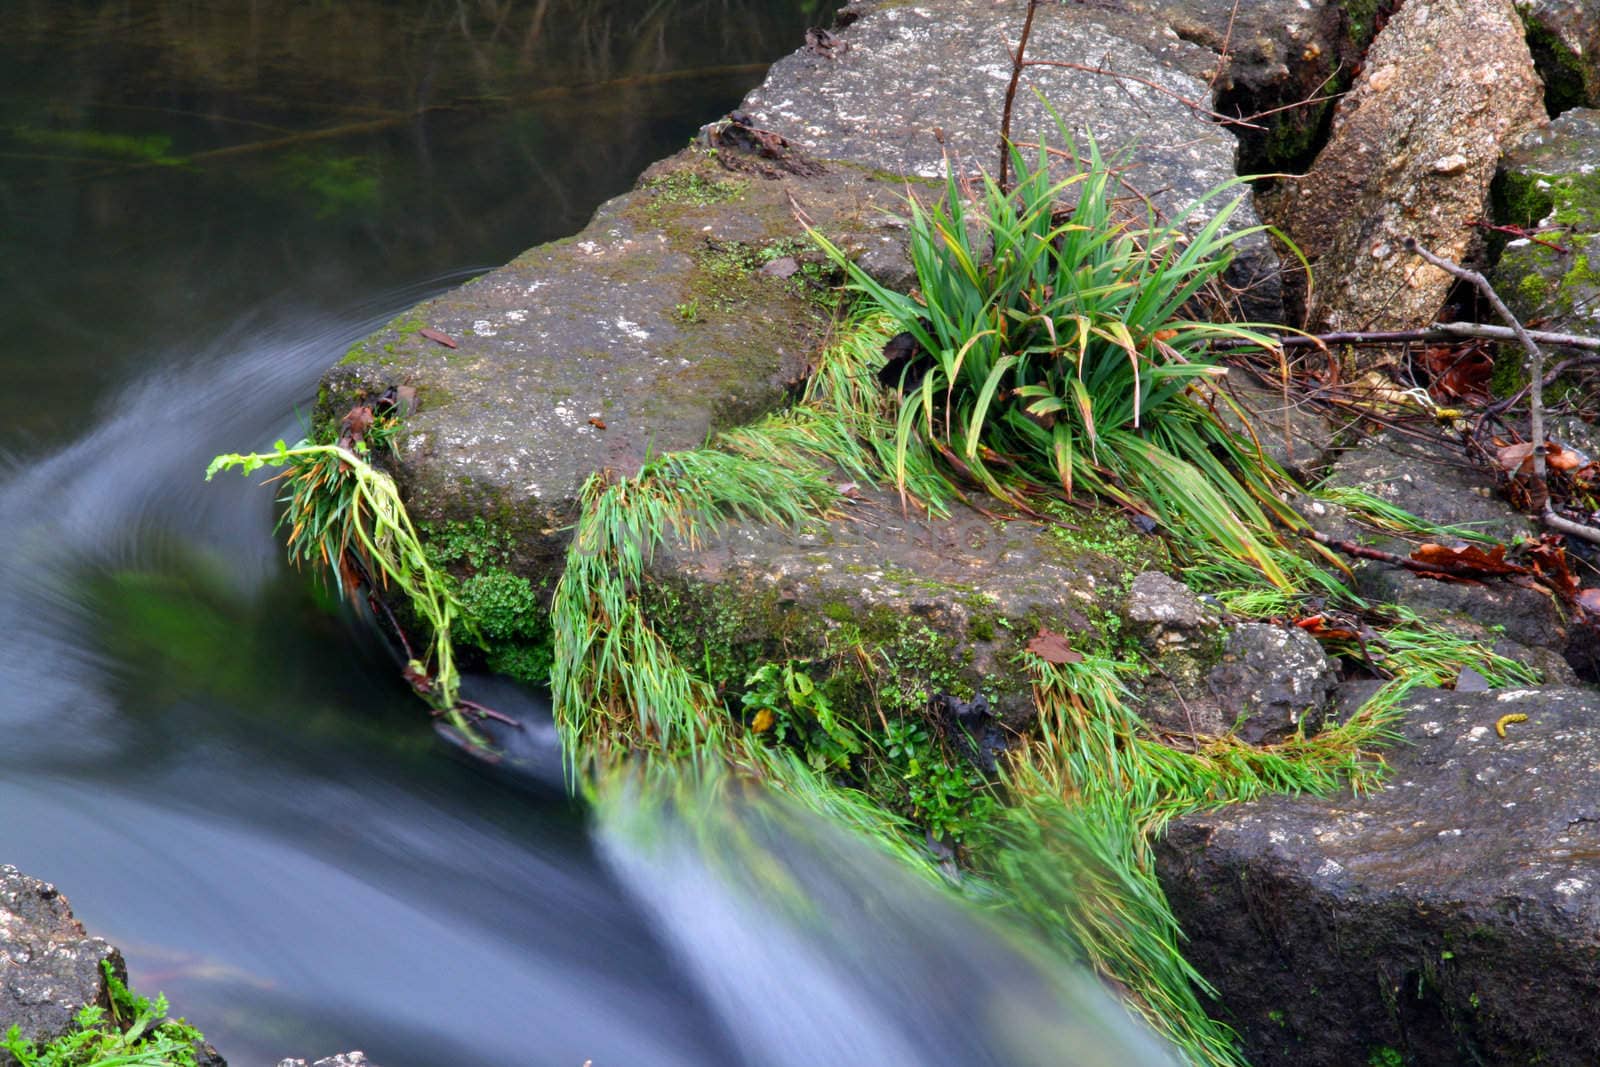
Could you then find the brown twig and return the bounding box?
[1298,529,1485,579]
[1213,322,1600,354]
[998,0,1042,193]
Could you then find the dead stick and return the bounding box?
[1298,528,1509,580]
[998,0,1042,193]
[1213,322,1600,353]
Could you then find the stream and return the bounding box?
[0,4,1174,1064]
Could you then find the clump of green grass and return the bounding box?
[813,118,1305,586]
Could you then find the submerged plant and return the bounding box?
[814,122,1305,585]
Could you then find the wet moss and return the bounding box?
[1520,13,1593,115]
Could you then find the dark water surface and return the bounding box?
[0,3,1173,1065]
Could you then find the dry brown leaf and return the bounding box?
[1026,627,1083,664]
[418,327,458,349]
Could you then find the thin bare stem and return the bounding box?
[998,0,1041,193]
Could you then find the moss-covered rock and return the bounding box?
[640,484,1145,735]
[1493,108,1600,334]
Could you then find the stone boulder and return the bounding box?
[1316,433,1566,657]
[1206,623,1338,744]
[1268,0,1544,334]
[1493,107,1600,336]
[1157,686,1600,1067]
[0,866,121,1059]
[322,151,908,579]
[278,1054,382,1067]
[1520,0,1600,110]
[1125,0,1376,171]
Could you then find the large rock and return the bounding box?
[1125,0,1375,170]
[1317,433,1566,655]
[1157,686,1600,1067]
[743,0,1285,321]
[1493,107,1600,335]
[0,866,121,1058]
[1269,0,1544,334]
[322,151,908,579]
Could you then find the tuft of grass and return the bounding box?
[206,428,481,741]
[813,117,1306,586]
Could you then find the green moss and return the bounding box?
[640,168,748,209]
[1520,11,1593,113]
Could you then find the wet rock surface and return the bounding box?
[323,152,906,577]
[1316,433,1566,654]
[1268,0,1543,333]
[0,866,120,1060]
[1157,686,1600,1067]
[644,484,1143,731]
[1206,623,1338,744]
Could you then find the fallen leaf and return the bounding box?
[1423,341,1493,403]
[1579,588,1600,615]
[1027,627,1083,665]
[1294,614,1362,641]
[751,708,776,733]
[418,327,458,349]
[588,417,607,430]
[1496,441,1537,473]
[1411,542,1529,578]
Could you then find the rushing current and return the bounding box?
[0,4,1176,1064]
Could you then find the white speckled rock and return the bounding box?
[0,866,122,1062]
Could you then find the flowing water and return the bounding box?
[0,4,1175,1064]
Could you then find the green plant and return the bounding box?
[813,120,1305,586]
[743,662,862,772]
[2,962,206,1067]
[206,429,483,741]
[673,299,700,323]
[878,719,997,844]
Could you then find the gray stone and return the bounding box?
[742,0,1285,321]
[1268,0,1544,335]
[1215,371,1342,480]
[1318,434,1567,653]
[0,866,120,1060]
[1206,622,1337,744]
[277,1054,380,1067]
[1126,571,1216,655]
[1494,108,1600,335]
[1157,686,1600,1067]
[1125,0,1369,170]
[321,151,912,580]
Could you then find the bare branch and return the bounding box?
[998,0,1042,193]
